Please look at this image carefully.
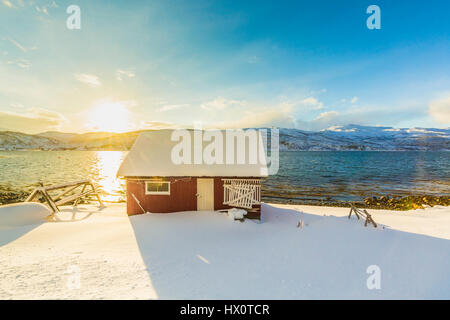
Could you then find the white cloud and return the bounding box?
[34,2,54,14]
[74,73,101,87]
[314,111,340,121]
[429,96,450,125]
[157,104,190,112]
[197,97,325,129]
[0,107,66,133]
[141,120,180,130]
[8,38,27,52]
[2,0,14,8]
[208,104,295,129]
[310,88,327,95]
[137,101,427,131]
[278,97,325,111]
[298,97,323,110]
[116,69,135,81]
[201,97,245,111]
[7,58,31,68]
[295,103,427,131]
[341,96,358,104]
[10,102,24,108]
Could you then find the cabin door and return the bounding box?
[197,178,214,211]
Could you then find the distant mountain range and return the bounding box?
[0,125,449,151]
[279,125,450,151]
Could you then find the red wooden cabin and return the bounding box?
[117,129,268,218]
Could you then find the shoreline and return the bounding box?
[265,195,450,210]
[1,191,448,211]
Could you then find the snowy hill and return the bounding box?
[0,131,66,150]
[0,125,449,151]
[37,131,78,142]
[279,124,450,151]
[0,131,140,151]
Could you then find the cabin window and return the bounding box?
[145,181,170,195]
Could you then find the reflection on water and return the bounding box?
[92,151,126,202]
[0,150,449,205]
[0,151,127,203]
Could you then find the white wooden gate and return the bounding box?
[223,179,261,209]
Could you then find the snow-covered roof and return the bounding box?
[117,130,269,177]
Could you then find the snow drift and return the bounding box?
[0,202,51,227]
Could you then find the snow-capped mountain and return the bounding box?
[0,125,449,151]
[0,130,139,150]
[279,124,450,151]
[0,131,64,150]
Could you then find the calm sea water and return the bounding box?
[264,151,449,204]
[0,151,127,203]
[0,151,449,204]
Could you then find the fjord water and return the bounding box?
[0,151,127,203]
[0,151,448,204]
[264,151,449,204]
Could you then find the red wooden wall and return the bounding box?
[126,177,261,215]
[126,178,197,214]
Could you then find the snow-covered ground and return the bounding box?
[1,203,449,299]
[0,204,157,299]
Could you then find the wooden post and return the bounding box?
[73,184,87,207]
[363,209,377,228]
[25,188,39,202]
[89,182,104,207]
[42,189,59,213]
[131,192,146,214]
[348,205,377,228]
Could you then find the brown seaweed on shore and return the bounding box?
[2,186,449,211]
[262,194,449,211]
[362,195,450,210]
[0,190,28,205]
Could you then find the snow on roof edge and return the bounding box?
[117,130,270,178]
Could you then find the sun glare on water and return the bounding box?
[94,151,126,202]
[87,101,132,133]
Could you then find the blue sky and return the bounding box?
[0,0,449,133]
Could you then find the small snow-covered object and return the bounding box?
[0,202,52,227]
[227,208,247,220]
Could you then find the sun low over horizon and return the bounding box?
[0,0,449,135]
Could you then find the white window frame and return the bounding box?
[145,180,171,195]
